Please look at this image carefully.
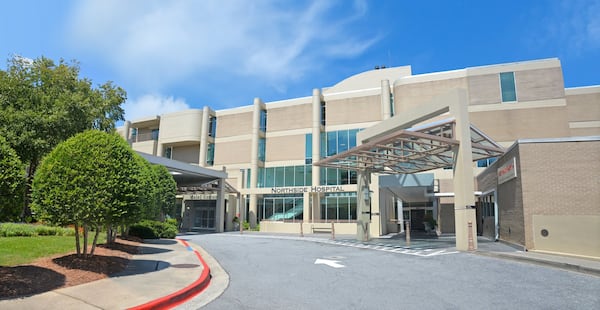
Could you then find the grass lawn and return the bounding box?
[0,234,107,266]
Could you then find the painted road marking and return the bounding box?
[314,258,346,268]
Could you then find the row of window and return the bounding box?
[257,192,358,221]
[250,165,357,188]
[305,128,361,164]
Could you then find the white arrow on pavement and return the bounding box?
[314,258,345,268]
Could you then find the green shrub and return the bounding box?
[129,223,158,239]
[242,221,250,230]
[0,223,74,237]
[128,220,178,239]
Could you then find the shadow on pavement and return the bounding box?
[112,259,173,277]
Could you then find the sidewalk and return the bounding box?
[0,238,210,310]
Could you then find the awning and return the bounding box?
[313,118,504,174]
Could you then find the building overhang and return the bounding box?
[136,152,228,187]
[313,118,504,174]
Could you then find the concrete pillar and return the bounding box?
[357,170,371,242]
[226,194,236,231]
[450,89,477,250]
[303,192,311,222]
[381,80,392,120]
[397,198,404,233]
[215,168,227,233]
[249,98,263,227]
[199,106,210,167]
[369,174,381,237]
[311,88,322,187]
[311,88,322,222]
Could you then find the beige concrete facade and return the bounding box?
[120,58,599,255]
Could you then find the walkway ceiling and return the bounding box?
[313,119,504,174]
[136,152,229,188]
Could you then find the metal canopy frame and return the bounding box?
[313,118,504,174]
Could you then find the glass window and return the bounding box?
[131,128,138,138]
[258,138,266,162]
[259,109,267,132]
[305,165,312,186]
[257,167,264,188]
[206,143,215,166]
[163,146,172,159]
[390,93,395,117]
[327,131,337,156]
[208,116,217,137]
[294,165,305,186]
[265,167,275,187]
[275,167,285,187]
[338,130,349,153]
[246,168,251,188]
[320,101,326,126]
[284,166,294,186]
[305,133,312,164]
[327,168,339,185]
[500,72,517,102]
[151,129,159,140]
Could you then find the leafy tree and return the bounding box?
[32,130,141,256]
[153,164,177,220]
[0,135,25,221]
[0,56,126,220]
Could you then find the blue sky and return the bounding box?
[1,0,599,121]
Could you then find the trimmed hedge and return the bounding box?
[129,220,177,239]
[0,223,75,237]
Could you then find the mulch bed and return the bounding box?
[0,238,140,299]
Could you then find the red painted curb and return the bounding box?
[128,239,211,310]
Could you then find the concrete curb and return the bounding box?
[474,251,600,277]
[128,239,212,310]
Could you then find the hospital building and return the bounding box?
[118,58,600,257]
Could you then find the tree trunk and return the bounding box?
[20,160,37,222]
[90,225,100,255]
[83,224,89,256]
[74,223,81,255]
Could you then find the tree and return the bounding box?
[0,56,126,220]
[153,164,177,220]
[0,135,25,221]
[32,130,142,256]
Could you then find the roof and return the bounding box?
[313,118,504,174]
[136,152,227,186]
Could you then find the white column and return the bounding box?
[397,198,404,233]
[199,106,210,166]
[311,88,322,222]
[215,168,227,233]
[357,170,371,241]
[450,89,478,250]
[249,98,263,227]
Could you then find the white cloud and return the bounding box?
[66,0,378,91]
[123,94,190,121]
[537,0,600,54]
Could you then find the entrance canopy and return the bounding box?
[136,152,227,187]
[313,118,504,173]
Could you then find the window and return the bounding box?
[390,93,395,117]
[131,128,138,139]
[305,133,312,164]
[500,72,517,102]
[320,192,357,221]
[256,165,312,188]
[246,169,251,188]
[320,101,326,126]
[258,138,266,162]
[259,109,267,132]
[164,146,172,159]
[151,129,159,140]
[206,143,215,166]
[208,116,217,137]
[477,157,497,168]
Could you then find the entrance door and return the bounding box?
[190,200,216,230]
